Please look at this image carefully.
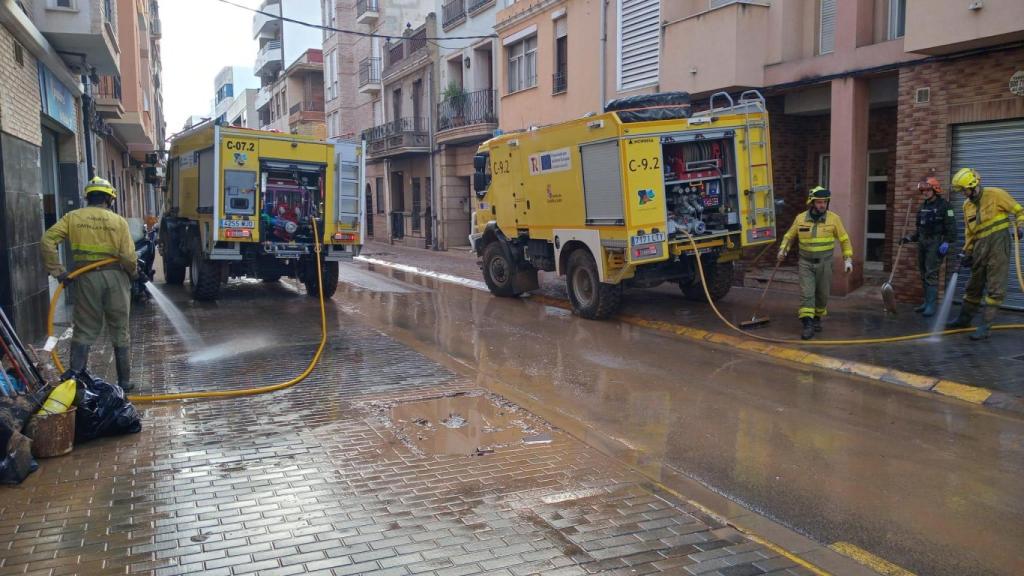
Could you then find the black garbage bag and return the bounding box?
[0,425,37,484]
[73,370,142,443]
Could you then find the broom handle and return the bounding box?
[752,259,782,317]
[888,203,914,284]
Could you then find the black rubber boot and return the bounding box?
[812,317,823,332]
[921,285,938,317]
[114,347,135,392]
[970,306,997,341]
[946,302,977,330]
[914,283,928,313]
[800,318,815,340]
[70,343,90,373]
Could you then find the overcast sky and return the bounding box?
[161,0,263,136]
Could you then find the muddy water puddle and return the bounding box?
[388,394,550,456]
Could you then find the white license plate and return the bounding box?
[221,219,254,228]
[630,232,665,246]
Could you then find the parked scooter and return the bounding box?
[132,224,157,302]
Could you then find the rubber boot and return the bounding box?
[946,302,977,330]
[914,283,928,313]
[800,318,815,340]
[921,285,938,317]
[114,347,135,392]
[70,343,90,373]
[812,317,823,332]
[970,306,997,341]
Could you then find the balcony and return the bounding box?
[383,28,428,77]
[255,85,274,109]
[362,117,430,158]
[552,70,567,95]
[253,1,281,38]
[436,89,497,144]
[468,0,494,15]
[32,0,121,74]
[288,101,325,124]
[150,17,161,38]
[442,0,466,29]
[94,75,124,119]
[904,0,1024,55]
[358,57,382,94]
[254,40,283,78]
[356,0,380,25]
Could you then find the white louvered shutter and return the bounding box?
[618,0,660,91]
[819,0,836,54]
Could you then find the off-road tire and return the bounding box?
[481,242,519,297]
[682,260,733,303]
[304,260,339,299]
[189,250,222,301]
[566,249,622,320]
[164,259,186,285]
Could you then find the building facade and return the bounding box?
[254,0,325,136]
[0,0,165,343]
[213,65,260,125]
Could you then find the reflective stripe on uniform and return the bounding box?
[798,307,816,319]
[984,295,1003,306]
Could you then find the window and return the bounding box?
[375,177,384,214]
[506,35,537,94]
[332,52,339,101]
[617,0,659,90]
[887,0,906,40]
[51,0,75,9]
[553,17,567,94]
[819,0,836,55]
[865,150,889,270]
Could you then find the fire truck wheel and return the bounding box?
[190,251,222,301]
[304,261,339,299]
[566,249,622,320]
[482,242,519,297]
[682,260,733,302]
[164,259,186,285]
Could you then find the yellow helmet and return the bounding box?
[951,168,979,192]
[806,186,831,205]
[84,176,117,198]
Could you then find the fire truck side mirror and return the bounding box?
[473,154,487,172]
[473,172,490,197]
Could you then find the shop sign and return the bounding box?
[37,63,77,132]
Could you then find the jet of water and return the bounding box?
[145,282,205,352]
[929,272,959,341]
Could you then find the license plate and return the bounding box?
[630,232,665,246]
[221,219,254,228]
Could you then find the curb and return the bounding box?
[355,256,1023,416]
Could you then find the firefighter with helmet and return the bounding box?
[946,168,1024,340]
[778,186,854,340]
[899,176,957,317]
[41,177,141,390]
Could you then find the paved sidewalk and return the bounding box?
[2,281,818,576]
[360,241,1024,397]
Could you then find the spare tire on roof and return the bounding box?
[604,92,691,123]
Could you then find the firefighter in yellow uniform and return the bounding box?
[778,187,854,340]
[946,168,1024,341]
[41,177,140,390]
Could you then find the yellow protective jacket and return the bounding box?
[41,206,137,279]
[780,210,854,260]
[962,186,1023,253]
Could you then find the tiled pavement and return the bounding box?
[1,282,810,575]
[359,241,1024,395]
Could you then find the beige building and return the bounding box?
[495,0,1024,304]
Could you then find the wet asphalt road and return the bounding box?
[334,261,1024,576]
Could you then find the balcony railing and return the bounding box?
[363,117,429,143]
[359,57,381,87]
[384,29,428,70]
[356,0,379,18]
[442,0,466,28]
[437,89,496,132]
[96,75,122,101]
[552,70,567,94]
[467,0,493,13]
[150,17,161,38]
[289,101,324,115]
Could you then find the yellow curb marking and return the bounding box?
[830,541,917,576]
[932,380,992,404]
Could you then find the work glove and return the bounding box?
[899,234,913,246]
[56,272,73,287]
[844,258,853,273]
[938,242,949,256]
[959,252,973,268]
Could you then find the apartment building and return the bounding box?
[0,0,165,342]
[213,65,260,126]
[322,0,433,241]
[496,0,1024,304]
[434,0,500,249]
[253,0,325,136]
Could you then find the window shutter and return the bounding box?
[618,0,660,91]
[819,0,836,54]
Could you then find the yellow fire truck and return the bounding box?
[470,91,775,318]
[160,123,363,301]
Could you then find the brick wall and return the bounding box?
[893,45,1024,301]
[0,25,43,147]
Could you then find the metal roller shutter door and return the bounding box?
[950,119,1024,310]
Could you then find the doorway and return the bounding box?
[365,183,374,237]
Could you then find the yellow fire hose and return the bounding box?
[47,219,329,402]
[684,223,1024,346]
